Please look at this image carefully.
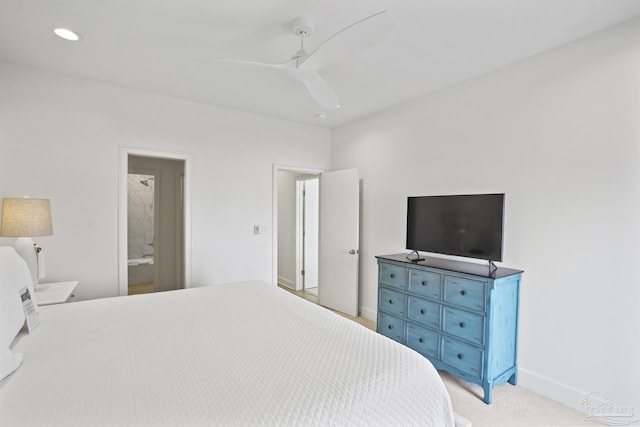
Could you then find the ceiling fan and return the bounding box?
[214,10,395,110]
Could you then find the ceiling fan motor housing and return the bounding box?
[292,16,314,36]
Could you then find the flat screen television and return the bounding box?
[406,193,505,262]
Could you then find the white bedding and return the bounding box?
[0,281,453,426]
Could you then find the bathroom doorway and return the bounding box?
[127,171,159,294]
[127,155,185,295]
[118,148,191,296]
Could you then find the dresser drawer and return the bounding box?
[443,307,484,346]
[406,323,439,359]
[379,263,407,290]
[444,276,486,311]
[378,313,405,342]
[442,337,484,379]
[407,297,440,329]
[408,269,442,299]
[379,287,406,317]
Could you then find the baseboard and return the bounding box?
[277,276,295,289]
[519,368,588,414]
[359,305,376,322]
[517,367,637,422]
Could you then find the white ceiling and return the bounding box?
[1,0,639,128]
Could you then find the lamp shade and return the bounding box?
[0,198,53,237]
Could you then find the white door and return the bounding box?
[318,168,360,317]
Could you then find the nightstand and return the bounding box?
[34,281,78,305]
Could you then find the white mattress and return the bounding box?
[0,281,454,426]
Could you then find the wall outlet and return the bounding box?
[260,225,268,234]
[253,225,260,235]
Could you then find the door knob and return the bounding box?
[349,249,358,255]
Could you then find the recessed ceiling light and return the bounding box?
[53,27,81,41]
[315,113,328,120]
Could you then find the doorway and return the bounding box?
[296,177,319,294]
[127,170,158,294]
[118,148,191,296]
[276,170,319,295]
[273,165,360,317]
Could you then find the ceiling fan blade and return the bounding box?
[191,57,294,70]
[299,10,395,71]
[289,69,341,109]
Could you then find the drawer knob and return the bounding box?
[420,309,425,315]
[390,273,396,279]
[389,299,394,304]
[457,353,463,360]
[418,338,424,343]
[459,322,465,328]
[460,290,466,296]
[421,281,427,286]
[387,324,393,330]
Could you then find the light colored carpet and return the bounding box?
[441,371,605,426]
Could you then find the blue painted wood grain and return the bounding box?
[376,256,522,404]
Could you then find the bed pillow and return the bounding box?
[0,344,22,381]
[0,247,31,347]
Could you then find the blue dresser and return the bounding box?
[376,254,523,404]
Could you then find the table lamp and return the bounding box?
[0,197,53,285]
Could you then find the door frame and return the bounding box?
[272,164,325,287]
[118,147,192,296]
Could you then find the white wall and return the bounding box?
[332,18,640,415]
[0,62,331,300]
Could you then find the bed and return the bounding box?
[0,247,454,426]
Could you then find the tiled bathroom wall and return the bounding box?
[128,173,154,260]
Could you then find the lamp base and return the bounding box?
[14,237,39,285]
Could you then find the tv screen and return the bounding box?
[406,193,504,262]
